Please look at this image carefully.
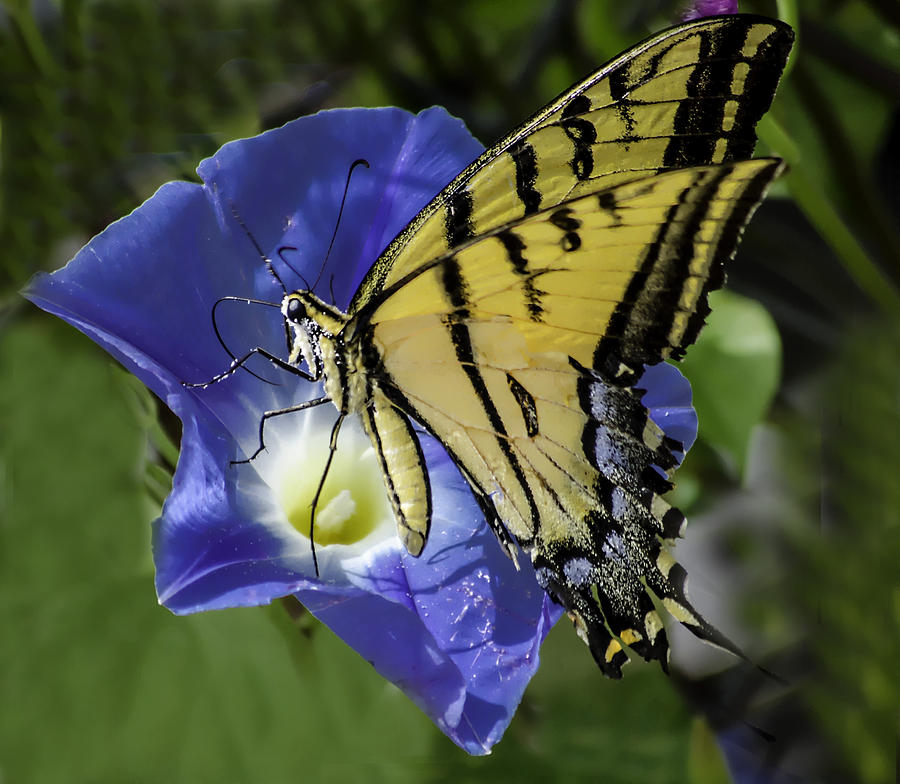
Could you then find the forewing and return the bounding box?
[350,15,792,311]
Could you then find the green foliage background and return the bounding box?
[2,1,898,782]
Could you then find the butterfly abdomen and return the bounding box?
[361,386,433,556]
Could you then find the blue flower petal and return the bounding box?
[401,438,561,751]
[298,584,470,744]
[24,181,237,400]
[639,361,699,456]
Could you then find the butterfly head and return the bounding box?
[281,290,350,377]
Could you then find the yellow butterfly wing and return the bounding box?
[351,159,782,674]
[350,14,793,313]
[331,15,793,675]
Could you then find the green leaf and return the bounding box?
[680,291,781,475]
[686,718,732,784]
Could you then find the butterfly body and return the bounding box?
[274,14,793,676]
[283,290,435,554]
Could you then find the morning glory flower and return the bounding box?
[24,106,698,753]
[682,0,738,21]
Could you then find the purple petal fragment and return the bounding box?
[682,0,738,21]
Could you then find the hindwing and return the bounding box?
[351,159,783,674]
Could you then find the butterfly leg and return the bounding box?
[232,396,331,465]
[308,412,346,576]
[182,347,315,388]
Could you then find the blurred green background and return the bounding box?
[2,0,898,782]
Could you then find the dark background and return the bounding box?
[2,1,898,782]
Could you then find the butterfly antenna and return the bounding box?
[229,204,287,294]
[226,211,307,352]
[276,246,312,290]
[210,296,283,385]
[311,158,370,295]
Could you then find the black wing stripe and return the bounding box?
[663,23,745,167]
[726,24,794,160]
[548,208,583,252]
[591,160,780,375]
[440,256,542,537]
[561,92,592,118]
[446,315,542,536]
[638,168,733,357]
[677,160,779,351]
[508,139,542,215]
[496,229,545,321]
[591,175,695,377]
[444,188,476,248]
[557,114,597,180]
[506,373,539,437]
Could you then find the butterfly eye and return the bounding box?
[286,297,305,322]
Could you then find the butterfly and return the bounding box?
[219,13,793,677]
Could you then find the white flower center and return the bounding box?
[251,406,396,552]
